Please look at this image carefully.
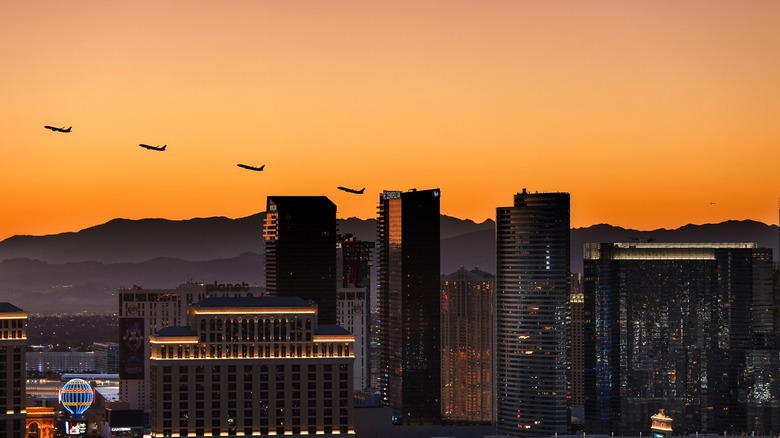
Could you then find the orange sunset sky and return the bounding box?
[2,1,779,241]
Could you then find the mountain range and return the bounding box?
[0,213,776,313]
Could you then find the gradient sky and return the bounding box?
[2,1,779,241]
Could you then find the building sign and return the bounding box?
[119,318,145,380]
[650,409,672,438]
[65,420,87,435]
[382,191,401,200]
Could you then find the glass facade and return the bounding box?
[377,189,441,425]
[584,243,776,435]
[495,191,571,437]
[264,196,338,325]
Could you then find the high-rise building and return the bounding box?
[377,188,441,425]
[119,282,263,414]
[0,303,27,438]
[264,196,338,324]
[148,296,355,437]
[584,242,775,435]
[93,342,119,374]
[440,267,494,424]
[337,290,368,392]
[336,235,373,392]
[495,190,570,437]
[569,273,585,428]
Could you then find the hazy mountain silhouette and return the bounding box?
[0,214,266,263]
[0,213,776,313]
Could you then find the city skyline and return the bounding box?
[2,1,779,241]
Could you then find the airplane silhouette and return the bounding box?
[44,125,71,133]
[237,164,265,171]
[139,144,166,151]
[337,186,365,194]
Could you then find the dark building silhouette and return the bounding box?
[584,242,776,435]
[337,234,373,290]
[264,196,338,324]
[377,188,441,425]
[0,302,27,438]
[569,273,585,430]
[495,190,571,437]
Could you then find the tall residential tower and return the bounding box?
[496,190,570,437]
[264,196,338,324]
[377,188,441,425]
[440,267,494,424]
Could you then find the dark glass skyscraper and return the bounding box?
[377,188,441,425]
[584,242,775,435]
[264,196,338,324]
[496,190,570,437]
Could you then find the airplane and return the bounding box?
[237,164,265,171]
[139,144,166,151]
[337,186,365,194]
[44,125,71,133]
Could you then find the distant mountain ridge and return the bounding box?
[0,214,776,313]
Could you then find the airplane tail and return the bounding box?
[161,145,166,150]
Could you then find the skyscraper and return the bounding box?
[584,242,775,435]
[377,188,441,425]
[0,303,27,438]
[264,196,338,324]
[440,267,494,424]
[336,234,373,392]
[496,190,570,437]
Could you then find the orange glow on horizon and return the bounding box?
[2,1,779,241]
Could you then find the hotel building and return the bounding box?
[584,242,775,435]
[440,267,494,424]
[264,196,338,325]
[336,234,373,393]
[149,296,354,437]
[0,302,27,438]
[495,190,571,437]
[377,188,441,425]
[118,282,264,414]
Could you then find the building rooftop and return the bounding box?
[0,302,24,313]
[315,325,352,336]
[155,326,198,337]
[267,195,335,208]
[196,296,311,309]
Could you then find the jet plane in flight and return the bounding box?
[139,144,166,151]
[337,186,365,194]
[237,164,265,171]
[44,125,71,133]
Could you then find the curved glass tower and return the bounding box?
[496,190,570,437]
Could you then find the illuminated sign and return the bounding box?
[206,282,251,293]
[65,421,87,435]
[382,191,401,200]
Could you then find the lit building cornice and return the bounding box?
[150,336,199,344]
[192,308,316,315]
